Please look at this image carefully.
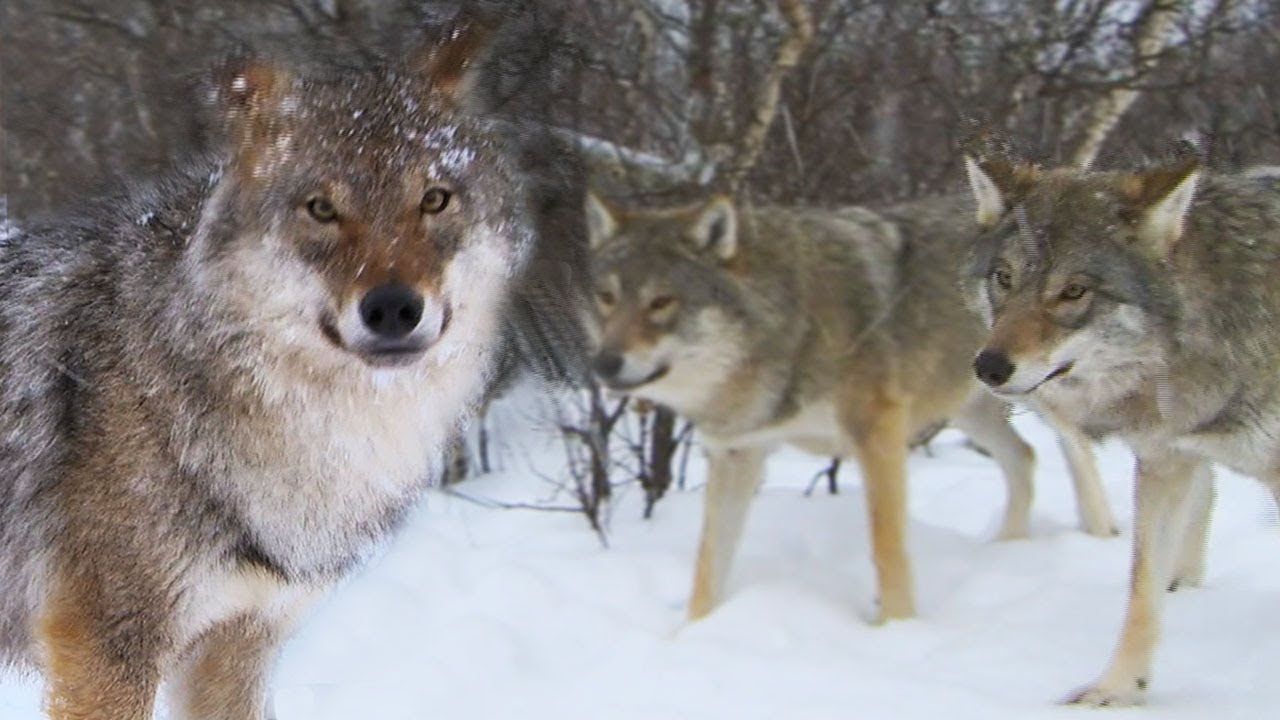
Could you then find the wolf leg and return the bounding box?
[1064,450,1209,707]
[39,575,162,720]
[1169,466,1214,591]
[169,614,286,720]
[688,446,767,620]
[844,393,915,621]
[952,390,1035,540]
[1035,404,1118,537]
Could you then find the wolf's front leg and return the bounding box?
[1170,468,1214,592]
[688,446,767,620]
[169,614,288,720]
[39,573,165,720]
[1038,406,1118,538]
[1064,450,1210,707]
[845,393,914,621]
[952,389,1035,540]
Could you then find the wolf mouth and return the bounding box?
[1043,361,1074,384]
[357,344,429,368]
[997,361,1074,397]
[318,314,430,369]
[604,364,670,391]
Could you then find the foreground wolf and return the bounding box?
[583,192,1115,622]
[965,155,1280,706]
[0,28,531,719]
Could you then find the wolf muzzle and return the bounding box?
[354,282,451,366]
[974,349,1015,387]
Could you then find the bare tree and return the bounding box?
[1069,0,1192,168]
[5,0,1278,529]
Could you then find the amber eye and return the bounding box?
[421,187,452,215]
[991,266,1013,290]
[1060,282,1090,301]
[306,196,338,223]
[597,290,616,307]
[649,296,676,312]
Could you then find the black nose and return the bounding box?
[592,352,624,379]
[359,283,425,340]
[974,349,1015,387]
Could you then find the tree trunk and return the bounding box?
[1069,1,1186,169]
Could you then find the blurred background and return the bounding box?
[2,0,1278,220]
[3,0,1279,494]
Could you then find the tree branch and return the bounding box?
[1069,0,1188,168]
[722,0,815,192]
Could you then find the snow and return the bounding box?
[0,196,15,241]
[3,387,1279,719]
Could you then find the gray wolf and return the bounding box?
[582,191,1115,623]
[965,153,1280,706]
[0,26,532,720]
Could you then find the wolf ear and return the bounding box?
[584,192,618,249]
[1127,158,1201,256]
[688,195,738,261]
[208,56,297,163]
[964,156,1040,228]
[210,57,295,132]
[413,20,491,102]
[964,156,1008,227]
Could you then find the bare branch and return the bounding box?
[722,0,815,192]
[1069,0,1189,168]
[550,127,715,192]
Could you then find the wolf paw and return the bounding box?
[994,517,1030,541]
[1082,521,1120,539]
[1061,677,1148,708]
[995,526,1030,542]
[1168,563,1205,592]
[873,597,916,624]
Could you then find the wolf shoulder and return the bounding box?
[1183,170,1280,269]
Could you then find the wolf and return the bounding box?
[964,153,1280,706]
[582,191,1116,623]
[0,25,532,720]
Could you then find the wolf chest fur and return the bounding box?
[0,25,531,720]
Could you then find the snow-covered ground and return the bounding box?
[3,388,1279,719]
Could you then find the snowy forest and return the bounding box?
[6,0,1279,510]
[5,1,1280,216]
[3,1,1280,718]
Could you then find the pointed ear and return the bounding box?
[584,192,617,249]
[209,56,295,134]
[688,195,738,261]
[207,57,297,171]
[964,156,1008,227]
[1127,159,1201,255]
[965,156,1042,228]
[413,20,492,102]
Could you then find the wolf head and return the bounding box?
[195,23,530,374]
[963,154,1199,402]
[582,192,750,412]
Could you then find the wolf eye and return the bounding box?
[991,266,1013,291]
[421,187,452,215]
[597,290,616,307]
[306,196,339,223]
[649,296,676,312]
[1060,282,1090,301]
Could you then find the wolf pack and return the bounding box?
[1,18,1277,720]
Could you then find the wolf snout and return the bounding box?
[350,282,451,367]
[591,351,669,390]
[360,283,426,340]
[974,349,1015,387]
[592,351,624,380]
